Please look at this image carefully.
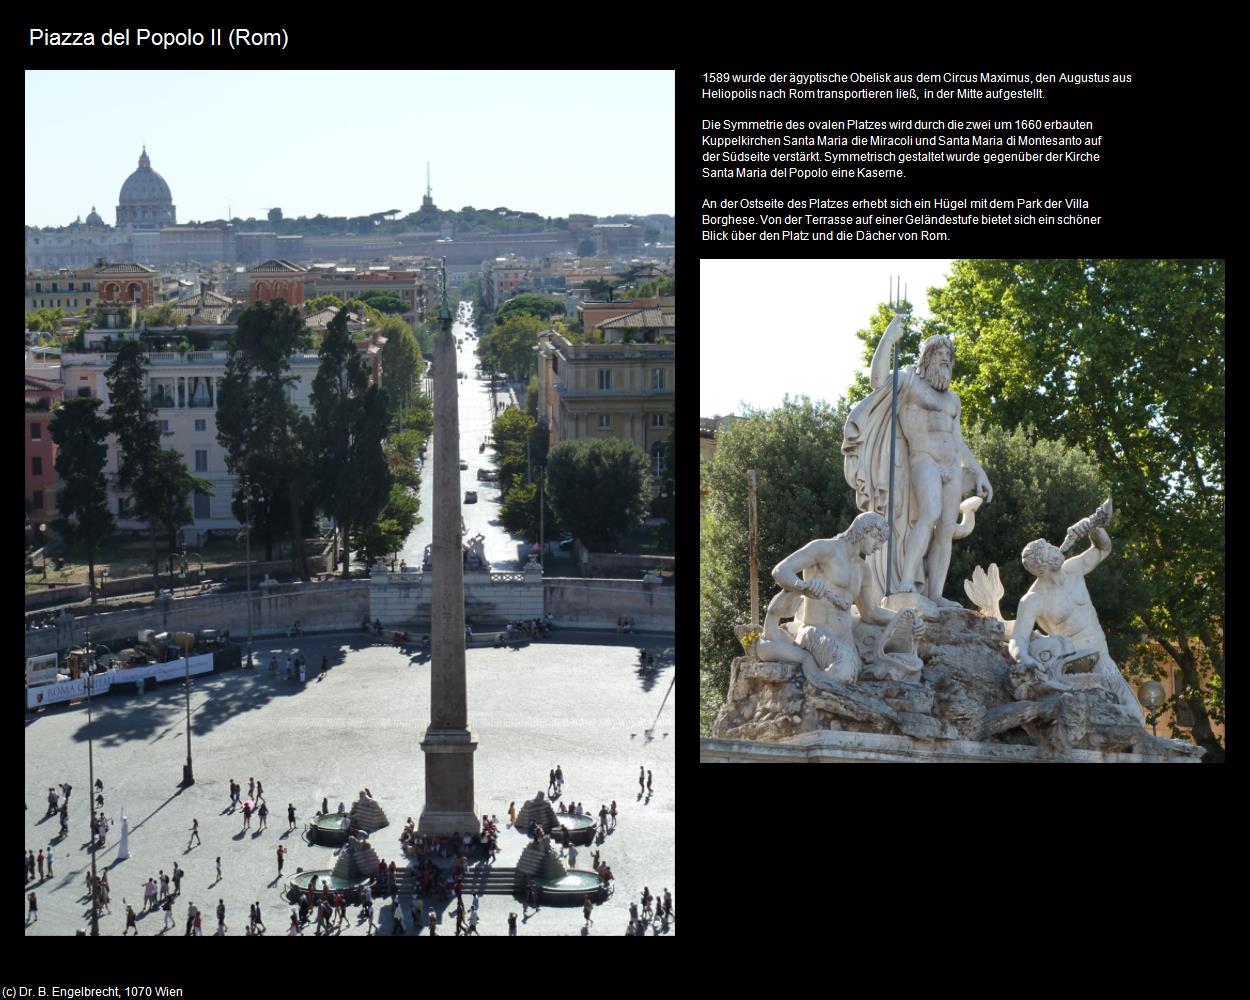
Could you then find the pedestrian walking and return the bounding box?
[466,907,479,935]
[256,780,264,803]
[647,770,653,794]
[37,848,44,880]
[583,895,594,926]
[59,804,69,836]
[216,899,226,934]
[215,856,222,882]
[28,890,38,922]
[228,780,236,808]
[508,801,517,827]
[188,818,201,848]
[548,768,556,795]
[391,901,405,935]
[639,765,645,793]
[125,902,138,934]
[185,900,196,936]
[320,655,328,679]
[276,844,285,876]
[26,850,35,881]
[248,778,255,801]
[555,764,564,792]
[162,893,175,930]
[508,911,517,936]
[663,888,672,919]
[525,879,538,914]
[600,804,609,833]
[242,801,252,830]
[428,909,438,936]
[288,912,301,936]
[288,803,296,830]
[172,865,183,896]
[193,906,203,936]
[253,900,266,933]
[610,801,618,828]
[568,844,578,868]
[364,899,375,935]
[158,870,167,901]
[455,901,466,935]
[258,802,269,830]
[46,846,53,877]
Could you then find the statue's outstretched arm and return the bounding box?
[1067,526,1111,577]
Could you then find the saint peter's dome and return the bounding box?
[116,147,176,228]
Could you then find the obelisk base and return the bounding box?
[418,728,480,836]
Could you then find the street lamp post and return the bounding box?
[84,623,99,936]
[1138,681,1167,739]
[538,464,545,568]
[180,630,194,786]
[245,491,253,670]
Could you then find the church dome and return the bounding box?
[116,147,176,228]
[85,206,104,227]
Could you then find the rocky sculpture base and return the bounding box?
[514,792,557,835]
[349,791,389,832]
[713,608,1203,761]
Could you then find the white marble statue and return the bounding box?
[1007,501,1141,721]
[843,314,991,607]
[768,511,923,684]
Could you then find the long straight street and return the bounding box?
[399,304,534,572]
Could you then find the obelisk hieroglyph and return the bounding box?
[418,268,480,836]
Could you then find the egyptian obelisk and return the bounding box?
[418,265,480,835]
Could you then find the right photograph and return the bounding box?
[699,258,1224,763]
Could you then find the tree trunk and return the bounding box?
[1161,630,1224,763]
[287,487,309,582]
[150,522,160,597]
[340,522,351,580]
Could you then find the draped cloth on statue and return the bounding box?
[842,367,975,598]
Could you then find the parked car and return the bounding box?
[464,490,478,504]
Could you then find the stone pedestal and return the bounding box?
[700,731,1205,763]
[418,728,479,834]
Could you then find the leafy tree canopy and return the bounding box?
[546,438,648,549]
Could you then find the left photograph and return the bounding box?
[25,68,675,939]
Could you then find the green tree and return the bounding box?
[147,448,213,552]
[496,474,559,543]
[650,429,675,551]
[699,397,858,710]
[50,396,115,598]
[585,278,614,301]
[311,309,393,579]
[525,375,540,420]
[378,317,424,427]
[105,342,165,594]
[496,293,564,323]
[355,290,410,315]
[480,312,546,380]
[216,300,313,571]
[928,258,1225,760]
[546,438,648,549]
[139,302,176,327]
[353,482,418,569]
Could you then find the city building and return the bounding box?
[535,317,675,475]
[24,261,158,312]
[60,326,323,542]
[247,259,309,307]
[309,266,435,326]
[25,374,62,531]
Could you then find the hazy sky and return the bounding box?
[25,70,674,226]
[700,258,955,417]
